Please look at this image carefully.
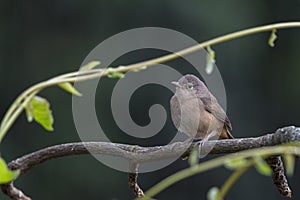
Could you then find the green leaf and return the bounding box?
[224,158,249,170]
[0,157,20,184]
[268,29,277,47]
[254,157,272,176]
[207,187,220,200]
[80,61,101,71]
[58,83,82,96]
[107,71,125,79]
[188,146,199,166]
[25,96,54,131]
[283,154,295,176]
[206,46,216,74]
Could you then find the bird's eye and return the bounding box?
[187,83,193,89]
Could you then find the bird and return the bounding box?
[170,74,233,144]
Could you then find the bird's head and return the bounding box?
[171,74,207,97]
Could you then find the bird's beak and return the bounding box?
[171,81,181,87]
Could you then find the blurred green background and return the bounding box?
[1,1,300,199]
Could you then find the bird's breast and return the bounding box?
[170,95,224,139]
[171,96,201,137]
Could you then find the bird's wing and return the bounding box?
[200,96,232,130]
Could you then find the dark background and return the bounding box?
[1,1,300,199]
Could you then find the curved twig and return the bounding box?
[1,22,300,142]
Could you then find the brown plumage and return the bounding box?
[170,74,233,141]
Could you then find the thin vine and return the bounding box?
[1,22,300,142]
[137,145,300,200]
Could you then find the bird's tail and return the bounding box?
[220,127,234,139]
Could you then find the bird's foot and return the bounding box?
[195,137,211,158]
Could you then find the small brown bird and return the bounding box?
[170,74,233,143]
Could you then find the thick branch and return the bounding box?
[2,126,299,200]
[6,126,300,174]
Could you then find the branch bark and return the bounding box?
[1,126,300,199]
[1,183,31,200]
[266,156,292,198]
[6,126,300,174]
[129,162,144,197]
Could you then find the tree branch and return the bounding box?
[129,162,144,197]
[1,126,300,199]
[266,156,292,198]
[1,183,31,200]
[6,126,299,174]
